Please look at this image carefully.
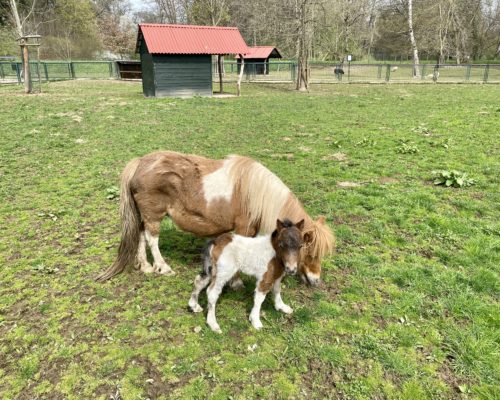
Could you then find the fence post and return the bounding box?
[109,62,113,78]
[291,62,296,83]
[15,62,21,84]
[483,64,489,83]
[0,63,4,79]
[421,64,426,80]
[44,63,48,81]
[70,62,76,79]
[385,64,391,82]
[465,65,471,81]
[377,64,382,80]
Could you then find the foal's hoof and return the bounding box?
[229,278,245,291]
[189,303,203,313]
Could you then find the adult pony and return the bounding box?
[95,151,334,285]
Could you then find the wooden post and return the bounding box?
[237,55,244,96]
[218,55,223,93]
[21,39,31,94]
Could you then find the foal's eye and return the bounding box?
[279,243,284,248]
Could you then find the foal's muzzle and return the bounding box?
[285,264,297,276]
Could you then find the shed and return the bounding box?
[136,24,249,98]
[236,46,282,74]
[116,61,142,80]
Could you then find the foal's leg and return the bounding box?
[249,286,268,330]
[136,231,154,273]
[272,275,293,314]
[189,273,211,313]
[206,264,235,333]
[144,222,174,275]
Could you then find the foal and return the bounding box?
[189,219,304,333]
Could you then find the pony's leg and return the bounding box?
[144,222,174,275]
[189,273,211,313]
[272,275,293,314]
[249,287,268,330]
[136,231,154,273]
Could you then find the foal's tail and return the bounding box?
[202,240,215,277]
[95,158,142,282]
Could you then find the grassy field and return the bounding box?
[0,81,498,399]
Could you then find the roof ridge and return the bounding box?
[139,23,238,30]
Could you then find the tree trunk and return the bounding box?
[236,56,244,96]
[407,0,420,77]
[296,0,309,91]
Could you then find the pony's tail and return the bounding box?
[95,158,142,282]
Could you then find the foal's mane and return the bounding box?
[228,155,334,261]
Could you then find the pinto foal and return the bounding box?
[189,219,304,333]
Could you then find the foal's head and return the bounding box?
[272,219,305,275]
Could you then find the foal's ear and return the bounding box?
[296,219,305,231]
[276,219,284,231]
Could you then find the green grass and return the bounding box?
[0,81,499,399]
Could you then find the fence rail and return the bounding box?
[1,60,499,85]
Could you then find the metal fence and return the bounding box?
[1,60,499,85]
[213,62,500,84]
[0,61,117,83]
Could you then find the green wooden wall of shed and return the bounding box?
[140,41,155,97]
[152,54,212,98]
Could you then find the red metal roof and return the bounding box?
[236,46,282,59]
[137,24,249,55]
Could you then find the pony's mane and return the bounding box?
[228,155,335,261]
[228,155,291,233]
[303,218,335,260]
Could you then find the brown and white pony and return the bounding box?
[95,151,334,285]
[189,219,304,333]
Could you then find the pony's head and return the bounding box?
[273,219,305,276]
[299,216,335,286]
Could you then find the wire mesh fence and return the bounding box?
[0,61,118,83]
[213,62,500,84]
[1,60,499,85]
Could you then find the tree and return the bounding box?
[407,0,420,75]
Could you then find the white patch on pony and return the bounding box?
[202,159,234,204]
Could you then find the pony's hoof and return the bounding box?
[140,263,155,273]
[154,263,175,275]
[208,324,222,334]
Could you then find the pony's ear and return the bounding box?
[316,216,326,225]
[277,219,284,231]
[296,219,305,230]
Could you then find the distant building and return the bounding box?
[136,23,249,98]
[236,46,282,74]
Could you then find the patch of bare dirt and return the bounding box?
[336,181,361,188]
[132,356,193,398]
[322,152,348,162]
[378,177,399,185]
